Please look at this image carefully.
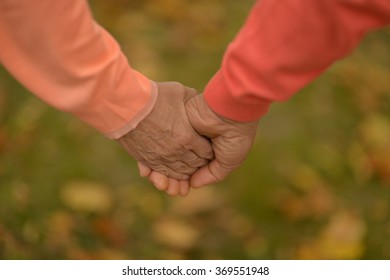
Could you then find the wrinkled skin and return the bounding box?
[139,94,258,196]
[118,82,214,196]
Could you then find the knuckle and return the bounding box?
[181,152,205,167]
[168,171,190,181]
[175,133,192,146]
[148,165,170,176]
[169,161,196,175]
[190,157,209,168]
[142,151,161,164]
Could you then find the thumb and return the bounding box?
[189,159,231,188]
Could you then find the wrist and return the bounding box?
[199,94,259,127]
[108,81,158,140]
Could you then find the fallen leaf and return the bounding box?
[169,187,224,216]
[154,217,199,250]
[60,181,113,214]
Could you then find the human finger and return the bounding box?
[138,162,152,177]
[189,159,230,188]
[179,180,190,197]
[166,178,180,196]
[149,171,169,191]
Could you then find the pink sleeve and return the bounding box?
[204,0,390,122]
[0,0,157,139]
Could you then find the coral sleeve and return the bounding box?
[0,0,156,138]
[204,0,390,122]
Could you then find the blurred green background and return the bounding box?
[1,0,390,259]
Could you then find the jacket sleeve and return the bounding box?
[204,0,390,122]
[0,0,157,139]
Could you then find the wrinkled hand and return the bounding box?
[139,93,258,194]
[118,82,213,195]
[186,94,258,187]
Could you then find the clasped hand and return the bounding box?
[118,82,258,197]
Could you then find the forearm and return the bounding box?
[205,0,390,122]
[0,0,156,138]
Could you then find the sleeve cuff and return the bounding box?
[104,81,158,139]
[203,71,271,123]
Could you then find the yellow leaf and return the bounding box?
[297,210,366,259]
[154,217,199,250]
[169,187,224,216]
[60,181,113,213]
